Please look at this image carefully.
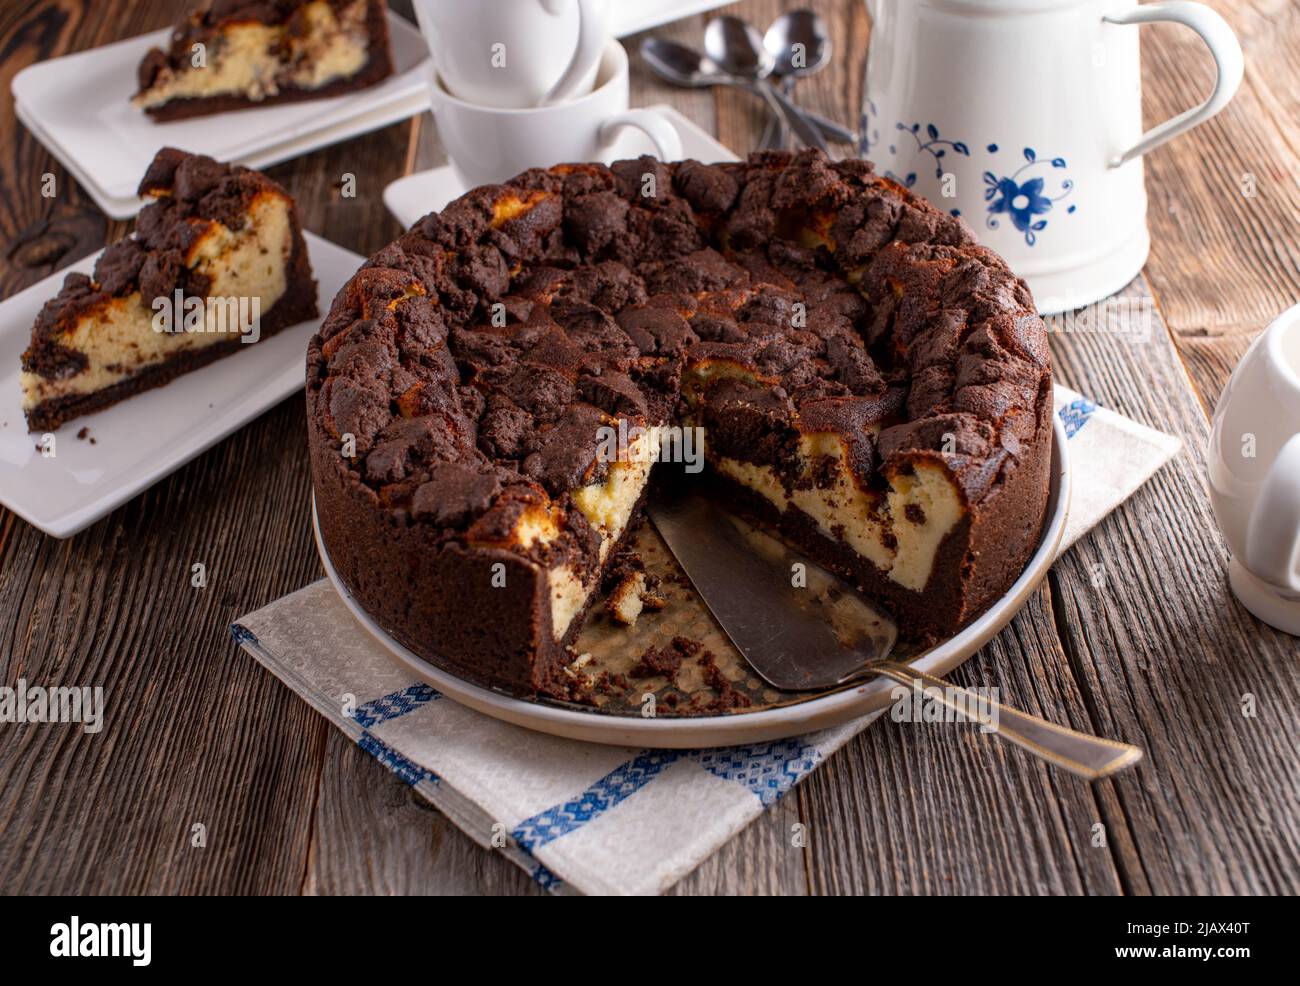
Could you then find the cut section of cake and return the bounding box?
[22,147,318,432]
[133,0,394,121]
[307,151,1053,701]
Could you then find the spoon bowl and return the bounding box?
[704,13,828,151]
[703,15,776,80]
[765,9,832,78]
[759,9,854,150]
[640,37,723,88]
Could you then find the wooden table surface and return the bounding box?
[1,0,1297,896]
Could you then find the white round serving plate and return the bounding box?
[314,415,1070,748]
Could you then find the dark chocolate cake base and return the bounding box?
[313,417,655,701]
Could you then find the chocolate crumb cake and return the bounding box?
[308,150,1053,701]
[134,0,393,121]
[22,148,318,431]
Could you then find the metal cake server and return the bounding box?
[647,487,1143,780]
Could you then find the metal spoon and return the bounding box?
[759,10,825,150]
[641,36,793,149]
[640,37,741,88]
[703,15,829,153]
[761,11,857,149]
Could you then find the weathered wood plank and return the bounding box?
[1139,0,1300,340]
[0,396,330,893]
[303,729,544,895]
[1135,0,1300,411]
[0,1,420,895]
[1048,277,1300,894]
[1174,333,1255,417]
[799,590,1130,895]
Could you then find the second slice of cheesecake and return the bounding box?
[21,148,319,432]
[133,0,394,121]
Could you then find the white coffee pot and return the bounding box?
[863,0,1242,313]
[1209,305,1300,636]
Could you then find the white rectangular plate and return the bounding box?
[382,104,739,229]
[15,89,431,222]
[0,233,363,538]
[12,10,430,205]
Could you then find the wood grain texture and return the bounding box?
[303,730,544,896]
[1136,1,1300,405]
[1,0,1297,897]
[1048,280,1300,895]
[1140,1,1300,338]
[801,590,1143,896]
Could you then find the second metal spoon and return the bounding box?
[703,15,830,153]
[760,10,857,149]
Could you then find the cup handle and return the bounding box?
[1103,1,1243,167]
[1244,433,1300,592]
[597,109,683,162]
[540,0,608,105]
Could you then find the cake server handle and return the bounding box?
[865,661,1144,781]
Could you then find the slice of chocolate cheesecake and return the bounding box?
[21,148,318,432]
[133,0,393,121]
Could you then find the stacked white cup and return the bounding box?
[411,0,682,189]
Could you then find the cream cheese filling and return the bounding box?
[885,462,966,591]
[713,439,965,593]
[516,413,964,638]
[21,191,293,409]
[492,429,660,641]
[133,1,369,109]
[549,427,661,640]
[487,357,965,638]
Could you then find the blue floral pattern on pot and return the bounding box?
[875,120,969,213]
[983,147,1075,247]
[892,121,970,179]
[856,102,1079,234]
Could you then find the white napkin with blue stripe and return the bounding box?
[233,385,1179,895]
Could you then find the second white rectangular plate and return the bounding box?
[0,233,363,538]
[12,10,430,205]
[15,87,432,222]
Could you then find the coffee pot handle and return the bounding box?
[1244,434,1300,592]
[1103,2,1243,168]
[540,0,608,105]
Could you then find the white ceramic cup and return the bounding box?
[430,39,683,190]
[412,0,607,108]
[863,0,1242,313]
[1208,305,1300,635]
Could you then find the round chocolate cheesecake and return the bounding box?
[307,150,1053,701]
